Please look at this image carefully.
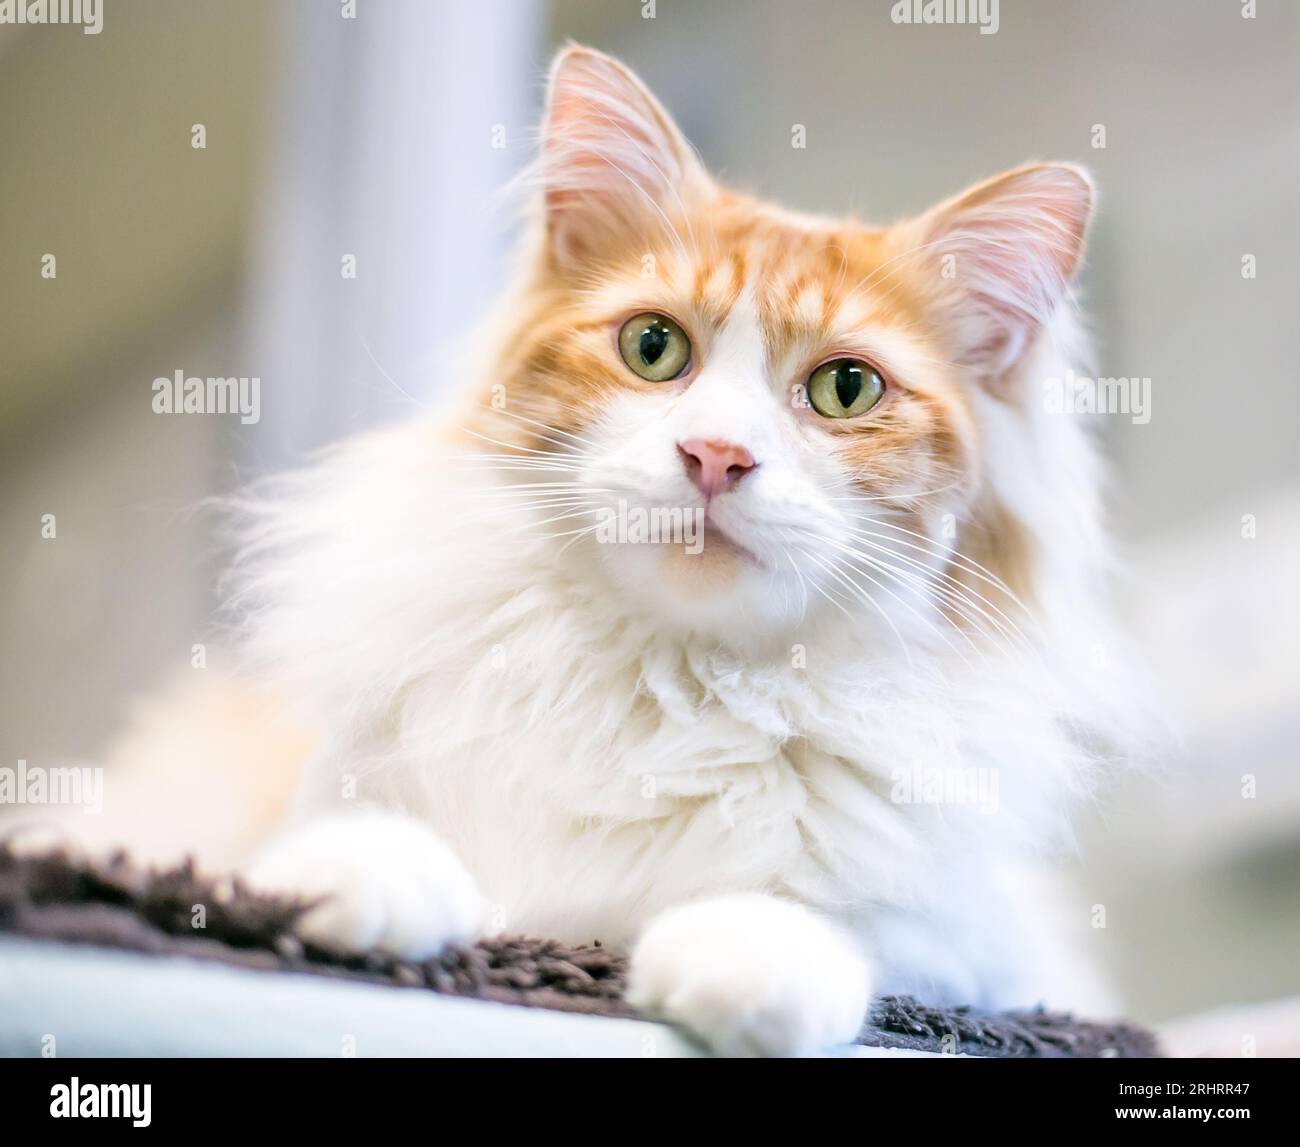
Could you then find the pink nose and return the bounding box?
[677,437,757,500]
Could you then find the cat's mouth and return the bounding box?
[652,521,762,592]
[700,522,763,568]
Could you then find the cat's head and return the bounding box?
[474,46,1094,649]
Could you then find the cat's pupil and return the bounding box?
[639,324,668,365]
[834,362,862,408]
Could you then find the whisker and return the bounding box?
[826,477,965,504]
[798,548,916,669]
[555,520,608,558]
[485,405,600,451]
[791,548,855,624]
[456,428,583,461]
[832,545,1019,667]
[841,235,958,303]
[849,517,1037,622]
[780,546,813,624]
[827,547,987,670]
[836,532,1033,650]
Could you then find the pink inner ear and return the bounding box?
[543,83,658,214]
[925,167,1092,372]
[539,49,705,263]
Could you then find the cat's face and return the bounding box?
[478,47,1091,645]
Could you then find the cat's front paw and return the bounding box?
[626,893,870,1057]
[245,811,484,959]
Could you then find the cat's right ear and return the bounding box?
[538,45,711,269]
[907,164,1094,378]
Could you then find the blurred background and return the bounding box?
[1,0,1296,1029]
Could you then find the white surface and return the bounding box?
[0,938,933,1058]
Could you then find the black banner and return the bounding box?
[0,1055,1288,1132]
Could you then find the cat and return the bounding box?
[45,44,1137,1056]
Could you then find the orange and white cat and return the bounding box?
[58,46,1136,1055]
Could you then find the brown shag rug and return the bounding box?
[0,843,1159,1056]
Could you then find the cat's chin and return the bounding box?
[661,526,760,584]
[593,532,805,640]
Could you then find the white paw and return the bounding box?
[627,894,870,1057]
[245,811,484,960]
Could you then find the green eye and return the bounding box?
[618,312,691,382]
[807,359,885,419]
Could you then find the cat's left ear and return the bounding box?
[908,164,1094,377]
[538,45,711,268]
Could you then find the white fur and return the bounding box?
[230,324,1120,1017]
[627,894,870,1056]
[246,812,483,958]
[223,47,1137,1055]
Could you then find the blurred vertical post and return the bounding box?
[241,0,541,468]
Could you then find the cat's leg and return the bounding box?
[245,810,484,959]
[626,893,870,1057]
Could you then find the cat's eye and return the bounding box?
[807,359,885,419]
[618,312,691,382]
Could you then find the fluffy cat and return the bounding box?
[61,45,1137,1055]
